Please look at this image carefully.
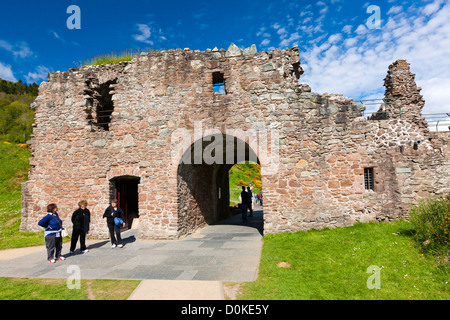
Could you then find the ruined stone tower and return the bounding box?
[20,44,450,239]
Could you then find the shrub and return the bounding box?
[236,180,247,187]
[409,195,449,256]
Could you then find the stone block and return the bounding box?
[225,43,242,57]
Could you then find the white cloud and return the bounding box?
[271,23,281,30]
[0,40,33,59]
[24,66,50,84]
[342,25,353,34]
[279,32,301,48]
[387,6,404,15]
[300,0,450,115]
[422,0,445,15]
[277,27,287,35]
[0,62,17,82]
[133,24,153,44]
[192,8,208,20]
[261,38,271,47]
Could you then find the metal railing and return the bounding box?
[423,113,450,132]
[356,98,450,132]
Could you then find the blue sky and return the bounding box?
[0,0,449,114]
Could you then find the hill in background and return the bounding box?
[0,78,38,144]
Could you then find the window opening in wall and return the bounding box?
[84,78,117,131]
[212,72,226,94]
[364,168,374,191]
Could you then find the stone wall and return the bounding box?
[20,45,450,239]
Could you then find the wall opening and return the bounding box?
[85,78,117,131]
[364,168,375,191]
[177,134,262,238]
[110,176,140,229]
[228,161,262,206]
[228,161,263,222]
[212,72,226,94]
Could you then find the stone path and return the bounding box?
[0,207,263,291]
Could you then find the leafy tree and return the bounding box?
[0,78,37,143]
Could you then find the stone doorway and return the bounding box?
[176,134,263,238]
[110,176,140,229]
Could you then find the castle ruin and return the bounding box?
[20,44,450,239]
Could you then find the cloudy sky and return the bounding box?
[0,0,449,115]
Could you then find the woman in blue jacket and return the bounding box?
[38,203,66,263]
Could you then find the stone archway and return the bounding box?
[176,133,262,238]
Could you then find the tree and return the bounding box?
[0,78,37,143]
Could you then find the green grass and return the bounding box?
[0,278,140,300]
[0,141,44,249]
[239,221,449,300]
[75,48,161,67]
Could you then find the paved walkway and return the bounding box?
[0,207,263,300]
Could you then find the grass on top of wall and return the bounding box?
[75,48,162,67]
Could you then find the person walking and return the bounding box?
[240,186,249,222]
[103,199,125,248]
[247,186,254,217]
[69,200,91,254]
[38,203,66,263]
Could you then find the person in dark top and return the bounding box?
[247,186,253,217]
[69,200,91,254]
[240,186,250,222]
[103,199,125,248]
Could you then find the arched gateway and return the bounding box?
[176,133,263,238]
[20,45,449,239]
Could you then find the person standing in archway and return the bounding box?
[247,186,254,217]
[103,199,125,248]
[240,186,249,222]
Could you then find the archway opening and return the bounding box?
[110,176,140,229]
[229,161,262,206]
[177,134,263,238]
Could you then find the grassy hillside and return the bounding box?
[0,141,43,249]
[0,78,37,144]
[0,141,30,195]
[229,162,262,205]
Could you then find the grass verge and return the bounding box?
[239,220,449,300]
[0,277,140,300]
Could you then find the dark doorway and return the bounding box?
[110,176,140,229]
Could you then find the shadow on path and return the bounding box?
[217,204,264,236]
